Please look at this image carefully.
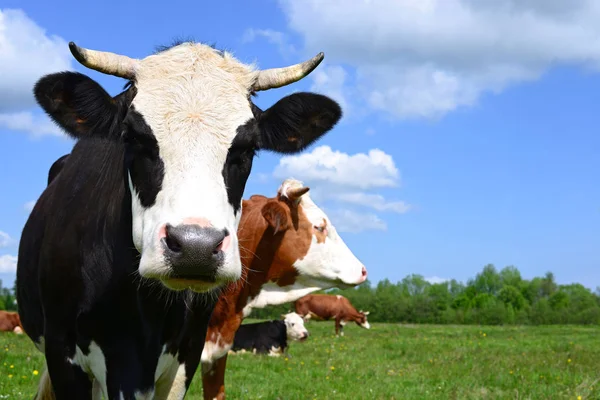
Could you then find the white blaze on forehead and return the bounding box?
[129,43,257,283]
[280,178,366,287]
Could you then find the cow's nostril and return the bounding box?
[164,225,182,253]
[361,266,367,277]
[213,239,224,255]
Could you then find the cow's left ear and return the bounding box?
[261,200,290,234]
[255,93,342,154]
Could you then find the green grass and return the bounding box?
[1,322,599,399]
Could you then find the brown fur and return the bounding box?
[0,310,23,333]
[201,191,316,400]
[295,294,369,335]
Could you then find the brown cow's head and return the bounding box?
[257,179,367,289]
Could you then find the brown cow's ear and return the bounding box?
[261,201,290,234]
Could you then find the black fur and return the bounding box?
[254,92,342,154]
[19,61,342,399]
[232,320,288,355]
[17,137,220,399]
[124,108,164,207]
[34,72,136,140]
[47,154,69,185]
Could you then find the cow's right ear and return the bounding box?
[261,200,290,235]
[34,71,134,140]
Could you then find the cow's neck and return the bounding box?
[241,279,323,318]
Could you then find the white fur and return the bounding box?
[243,282,322,317]
[281,179,366,286]
[201,332,231,365]
[125,43,260,290]
[153,346,181,399]
[282,312,308,341]
[166,364,187,400]
[68,341,108,399]
[268,346,283,357]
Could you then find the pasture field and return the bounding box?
[1,322,599,399]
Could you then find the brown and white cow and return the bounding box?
[295,293,370,336]
[0,310,24,334]
[197,178,367,400]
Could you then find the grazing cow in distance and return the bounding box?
[0,310,24,334]
[229,312,308,357]
[295,294,371,336]
[200,178,367,399]
[17,39,341,400]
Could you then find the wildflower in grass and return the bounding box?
[510,371,513,374]
[483,333,487,337]
[326,376,329,380]
[284,358,289,362]
[300,362,304,366]
[33,370,39,376]
[330,366,335,371]
[568,359,572,363]
[10,365,14,369]
[22,376,27,379]
[8,374,13,379]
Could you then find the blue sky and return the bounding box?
[1,0,599,290]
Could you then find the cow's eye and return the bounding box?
[291,323,295,326]
[314,225,324,233]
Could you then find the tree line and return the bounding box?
[4,265,599,325]
[251,264,600,325]
[0,280,17,311]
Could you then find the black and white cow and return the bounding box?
[230,313,309,357]
[16,40,341,400]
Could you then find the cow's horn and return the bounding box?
[69,42,138,80]
[253,52,324,91]
[286,187,310,203]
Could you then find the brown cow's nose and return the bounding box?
[163,224,228,280]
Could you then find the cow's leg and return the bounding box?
[339,319,346,337]
[43,323,92,399]
[166,295,220,400]
[334,317,342,337]
[201,355,229,400]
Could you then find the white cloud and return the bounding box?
[425,276,449,284]
[273,146,409,233]
[24,200,36,212]
[310,64,351,113]
[0,231,15,248]
[327,209,387,233]
[241,28,297,59]
[279,0,600,119]
[333,192,410,214]
[0,9,73,112]
[0,111,63,137]
[273,145,399,190]
[0,9,72,137]
[0,254,17,273]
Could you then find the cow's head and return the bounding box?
[34,41,341,293]
[257,179,367,288]
[282,312,309,341]
[356,310,371,329]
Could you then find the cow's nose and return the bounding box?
[361,266,367,278]
[162,223,229,279]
